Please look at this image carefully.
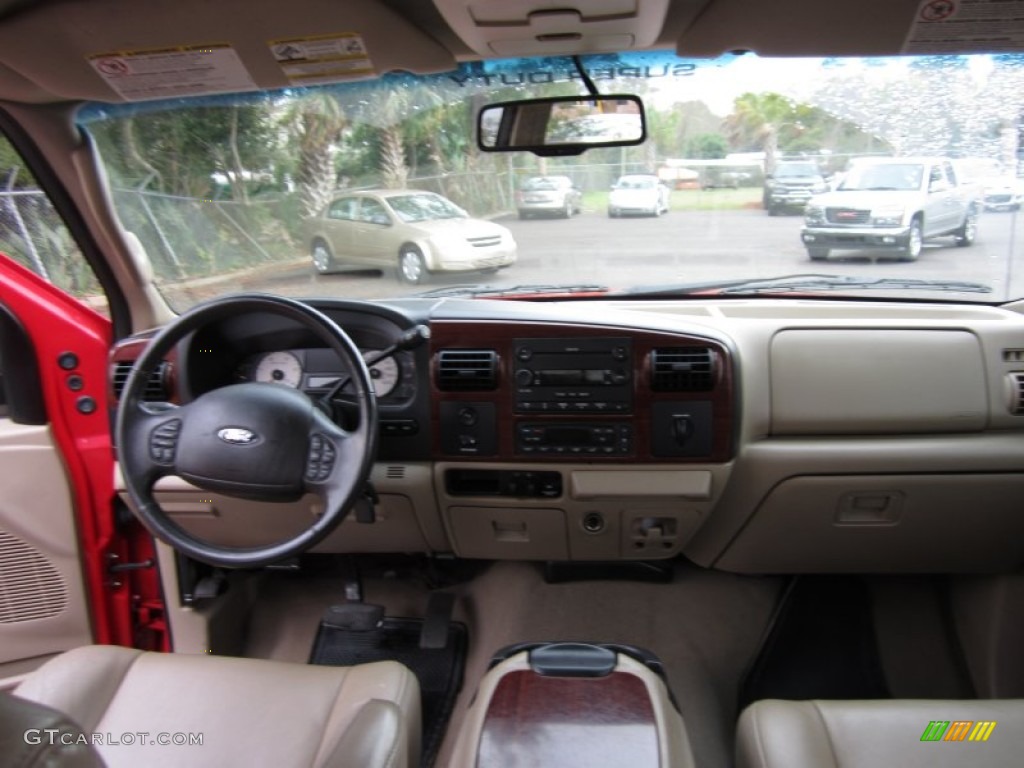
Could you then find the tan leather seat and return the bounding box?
[0,692,104,767]
[12,645,420,768]
[737,698,1024,768]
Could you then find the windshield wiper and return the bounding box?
[416,283,608,299]
[624,274,993,297]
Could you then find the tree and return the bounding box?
[375,91,411,189]
[0,134,27,186]
[283,93,347,218]
[646,108,683,159]
[89,103,277,198]
[725,92,798,174]
[686,133,728,159]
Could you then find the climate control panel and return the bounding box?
[517,423,633,457]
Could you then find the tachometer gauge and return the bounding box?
[362,350,399,398]
[254,351,303,388]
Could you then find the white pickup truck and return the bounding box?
[800,157,981,261]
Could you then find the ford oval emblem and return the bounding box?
[217,427,258,445]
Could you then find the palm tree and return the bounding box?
[367,91,411,189]
[284,93,347,218]
[725,92,798,174]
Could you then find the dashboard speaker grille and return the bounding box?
[1009,373,1024,414]
[650,347,715,391]
[0,529,67,624]
[436,350,498,391]
[112,361,170,401]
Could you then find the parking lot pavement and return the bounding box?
[246,206,1024,302]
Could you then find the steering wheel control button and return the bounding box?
[58,352,78,370]
[75,396,97,415]
[306,434,336,482]
[150,419,182,464]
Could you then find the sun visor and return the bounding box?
[0,60,46,102]
[676,0,927,57]
[0,0,456,104]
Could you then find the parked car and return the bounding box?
[305,190,516,283]
[701,170,747,189]
[801,157,981,260]
[608,174,670,216]
[982,176,1024,211]
[516,175,582,218]
[763,160,829,214]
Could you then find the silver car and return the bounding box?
[516,176,582,219]
[305,190,517,283]
[608,174,671,217]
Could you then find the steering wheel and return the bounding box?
[115,294,378,568]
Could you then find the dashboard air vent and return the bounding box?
[436,350,498,391]
[1003,349,1024,363]
[1008,373,1024,414]
[112,361,170,401]
[650,347,715,391]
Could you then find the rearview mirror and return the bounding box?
[478,95,646,157]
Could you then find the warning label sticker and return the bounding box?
[88,44,257,101]
[269,33,374,84]
[904,0,1024,53]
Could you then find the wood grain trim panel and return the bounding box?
[430,320,735,463]
[478,670,660,768]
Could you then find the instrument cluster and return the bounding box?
[235,347,414,402]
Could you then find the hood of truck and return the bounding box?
[810,189,922,211]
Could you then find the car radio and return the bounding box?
[513,337,632,413]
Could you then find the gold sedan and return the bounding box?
[305,189,517,284]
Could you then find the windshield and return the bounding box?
[77,52,1024,307]
[839,163,925,191]
[387,193,465,223]
[522,177,570,191]
[614,176,658,189]
[775,163,820,178]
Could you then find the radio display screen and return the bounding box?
[539,369,584,385]
[544,427,594,445]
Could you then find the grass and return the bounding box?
[582,186,763,213]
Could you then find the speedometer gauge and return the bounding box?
[362,350,399,398]
[254,351,303,388]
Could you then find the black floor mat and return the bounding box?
[739,576,889,709]
[310,617,466,768]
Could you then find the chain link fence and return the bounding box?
[0,186,101,300]
[3,161,655,300]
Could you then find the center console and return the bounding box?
[447,642,695,768]
[430,321,736,562]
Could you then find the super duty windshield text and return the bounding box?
[447,63,697,87]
